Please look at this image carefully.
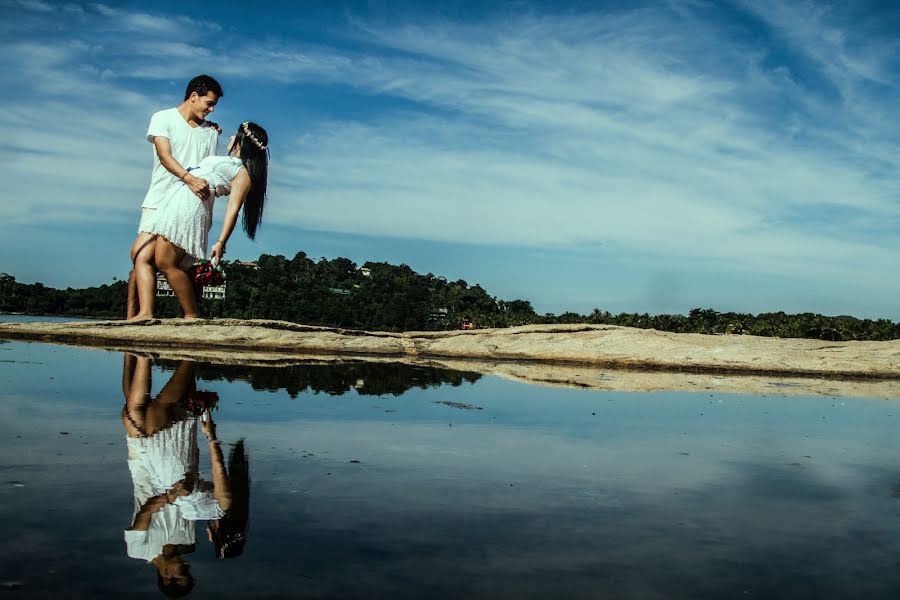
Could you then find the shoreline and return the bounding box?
[2,318,898,378]
[1,319,898,398]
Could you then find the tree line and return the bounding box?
[1,253,898,341]
[156,359,483,398]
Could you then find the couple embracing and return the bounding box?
[127,75,270,320]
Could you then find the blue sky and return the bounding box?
[1,0,898,319]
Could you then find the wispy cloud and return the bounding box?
[15,0,52,11]
[259,8,899,284]
[0,1,898,314]
[92,3,221,33]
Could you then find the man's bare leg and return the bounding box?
[155,238,200,319]
[129,233,158,321]
[121,353,152,438]
[122,352,137,399]
[126,270,139,319]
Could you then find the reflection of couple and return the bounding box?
[127,74,270,320]
[121,354,249,596]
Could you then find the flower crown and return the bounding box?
[241,122,267,150]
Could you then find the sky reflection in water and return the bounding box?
[1,340,899,599]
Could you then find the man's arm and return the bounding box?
[153,137,211,201]
[127,493,172,531]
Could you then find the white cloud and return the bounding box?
[246,10,898,292]
[91,2,220,33]
[129,41,212,60]
[16,0,52,11]
[0,2,898,312]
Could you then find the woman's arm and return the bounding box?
[202,414,233,512]
[209,169,251,264]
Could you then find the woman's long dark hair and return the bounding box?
[229,122,269,240]
[211,439,250,559]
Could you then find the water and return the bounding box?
[1,340,899,598]
[0,313,96,323]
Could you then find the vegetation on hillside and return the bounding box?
[1,253,897,341]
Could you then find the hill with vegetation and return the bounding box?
[1,252,897,341]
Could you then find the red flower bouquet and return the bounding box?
[184,389,220,416]
[191,260,226,287]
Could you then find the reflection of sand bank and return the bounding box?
[435,359,900,399]
[152,351,900,399]
[132,352,900,399]
[2,319,898,398]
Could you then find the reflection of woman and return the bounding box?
[120,354,250,596]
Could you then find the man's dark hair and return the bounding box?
[184,75,223,100]
[157,573,195,598]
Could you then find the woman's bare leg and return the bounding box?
[155,238,200,319]
[145,360,195,435]
[122,357,194,438]
[129,233,157,320]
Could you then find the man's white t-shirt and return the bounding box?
[141,108,218,209]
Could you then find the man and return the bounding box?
[127,75,223,320]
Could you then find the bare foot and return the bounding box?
[128,313,155,322]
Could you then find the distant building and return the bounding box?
[156,273,226,300]
[358,267,372,277]
[461,318,475,330]
[201,285,227,300]
[156,274,175,298]
[429,307,449,321]
[235,261,259,270]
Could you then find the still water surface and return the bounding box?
[0,314,96,324]
[1,340,899,598]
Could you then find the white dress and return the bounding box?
[123,417,224,561]
[141,155,244,262]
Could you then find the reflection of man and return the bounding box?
[121,355,226,596]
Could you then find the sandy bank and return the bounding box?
[1,319,898,398]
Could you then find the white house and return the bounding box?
[156,273,226,300]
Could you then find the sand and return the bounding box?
[2,319,898,398]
